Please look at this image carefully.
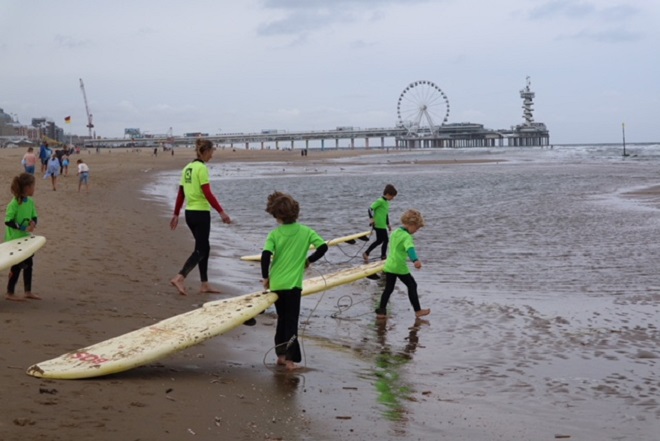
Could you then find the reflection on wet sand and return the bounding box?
[372,318,428,426]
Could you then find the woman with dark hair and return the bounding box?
[170,139,231,296]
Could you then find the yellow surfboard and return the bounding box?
[26,261,384,380]
[240,230,372,262]
[0,235,47,271]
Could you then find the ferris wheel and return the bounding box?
[397,80,450,135]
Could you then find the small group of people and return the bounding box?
[44,154,89,192]
[168,138,430,371]
[21,143,90,192]
[4,142,92,302]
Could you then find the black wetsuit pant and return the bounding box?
[273,288,302,363]
[376,272,421,314]
[365,227,389,259]
[7,256,33,294]
[179,210,211,282]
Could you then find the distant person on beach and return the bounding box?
[77,159,90,193]
[4,173,41,301]
[375,209,430,319]
[363,184,397,262]
[55,146,69,173]
[44,153,60,191]
[62,155,70,176]
[261,191,328,371]
[170,138,231,296]
[22,147,37,175]
[38,142,51,173]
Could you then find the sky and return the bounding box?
[1,0,658,144]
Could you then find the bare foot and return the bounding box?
[284,360,300,371]
[362,252,369,263]
[199,283,222,294]
[276,356,287,366]
[5,294,26,302]
[25,293,42,300]
[170,275,187,296]
[415,308,430,318]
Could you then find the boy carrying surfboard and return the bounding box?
[260,191,328,371]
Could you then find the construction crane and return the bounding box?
[79,78,94,139]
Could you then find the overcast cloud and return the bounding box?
[1,0,658,143]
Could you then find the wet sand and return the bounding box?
[1,146,657,441]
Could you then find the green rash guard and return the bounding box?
[180,160,211,211]
[4,197,38,242]
[383,227,417,275]
[370,197,390,229]
[263,223,325,291]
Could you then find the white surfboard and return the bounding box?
[26,261,384,380]
[0,235,47,271]
[240,230,372,262]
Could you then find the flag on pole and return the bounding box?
[65,116,72,124]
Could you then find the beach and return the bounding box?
[0,146,389,441]
[1,145,658,441]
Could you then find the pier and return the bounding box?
[0,77,550,149]
[89,78,549,150]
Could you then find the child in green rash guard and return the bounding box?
[363,184,397,263]
[260,192,328,371]
[375,209,430,319]
[4,173,41,301]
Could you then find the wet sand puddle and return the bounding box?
[146,146,659,440]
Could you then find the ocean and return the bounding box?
[144,144,659,440]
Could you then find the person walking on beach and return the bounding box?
[261,191,328,371]
[77,159,90,193]
[44,153,60,191]
[170,138,231,296]
[22,147,37,175]
[363,184,397,262]
[4,173,41,301]
[375,209,430,319]
[38,142,51,173]
[62,155,70,176]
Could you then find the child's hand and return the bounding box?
[414,260,422,270]
[27,221,36,233]
[262,278,270,290]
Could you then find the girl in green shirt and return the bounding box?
[170,139,231,296]
[375,209,430,319]
[4,173,40,301]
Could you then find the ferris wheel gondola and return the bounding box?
[397,80,450,135]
